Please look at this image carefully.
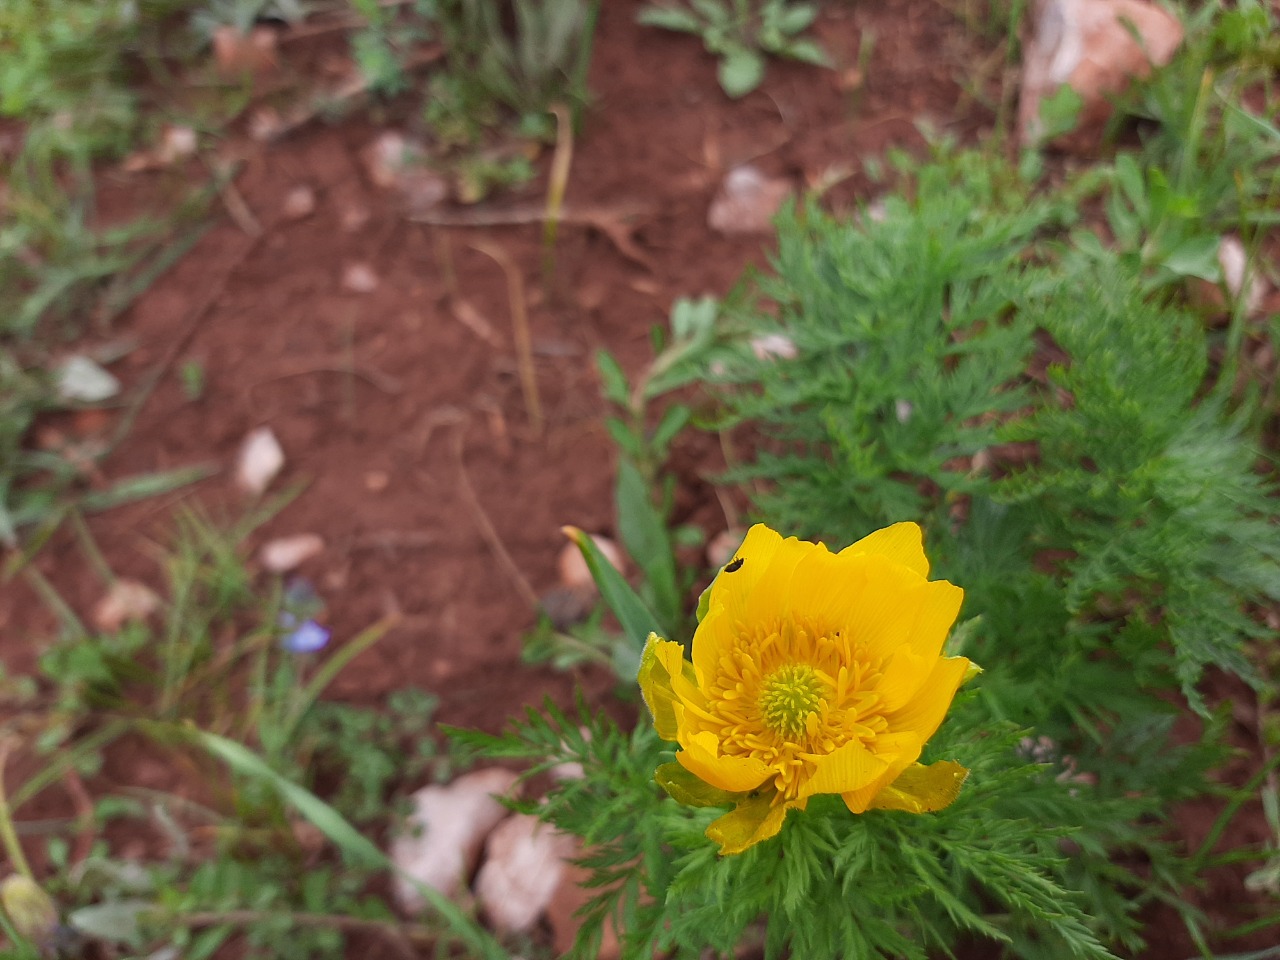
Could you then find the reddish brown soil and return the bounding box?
[11,0,988,722]
[2,1,1272,957]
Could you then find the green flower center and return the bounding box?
[759,663,825,739]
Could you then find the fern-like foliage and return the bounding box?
[1000,267,1279,712]
[456,696,1130,960]
[715,154,1067,541]
[703,146,1277,950]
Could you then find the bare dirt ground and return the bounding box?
[14,0,984,722]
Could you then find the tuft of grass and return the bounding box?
[0,507,500,959]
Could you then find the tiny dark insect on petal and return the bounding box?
[724,557,745,573]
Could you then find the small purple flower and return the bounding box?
[277,577,329,652]
[281,618,331,653]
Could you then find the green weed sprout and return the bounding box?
[638,0,830,98]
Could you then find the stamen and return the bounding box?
[759,663,826,739]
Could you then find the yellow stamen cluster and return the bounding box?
[693,619,889,799]
[759,663,824,738]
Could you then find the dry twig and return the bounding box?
[410,202,655,271]
[449,425,540,610]
[469,240,544,437]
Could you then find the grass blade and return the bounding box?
[561,524,662,645]
[186,729,508,960]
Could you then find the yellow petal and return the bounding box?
[839,521,930,577]
[874,580,964,711]
[706,793,801,855]
[839,731,922,813]
[690,602,736,693]
[828,557,927,662]
[708,524,819,627]
[798,737,889,799]
[742,536,822,626]
[905,580,964,660]
[638,634,691,741]
[883,655,970,744]
[770,545,869,634]
[676,729,772,794]
[655,634,703,705]
[706,524,783,612]
[870,760,968,814]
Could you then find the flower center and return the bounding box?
[759,663,825,739]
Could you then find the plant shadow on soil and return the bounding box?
[1,1,1272,957]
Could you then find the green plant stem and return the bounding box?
[0,740,35,880]
[1191,747,1280,870]
[8,722,128,812]
[282,615,400,745]
[22,565,86,639]
[542,103,574,288]
[69,510,115,587]
[470,240,543,436]
[172,907,438,945]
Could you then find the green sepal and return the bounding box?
[638,635,684,741]
[655,762,743,808]
[695,581,714,623]
[705,792,791,855]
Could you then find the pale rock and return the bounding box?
[1188,235,1270,320]
[1019,0,1184,150]
[93,580,162,633]
[260,534,325,573]
[450,299,499,345]
[399,169,450,215]
[56,356,120,403]
[362,131,448,213]
[123,126,198,173]
[556,535,625,590]
[342,262,380,294]
[363,131,419,189]
[282,185,317,221]
[390,768,518,913]
[158,126,198,164]
[235,427,285,495]
[340,205,372,232]
[750,333,797,361]
[474,814,576,935]
[248,106,283,142]
[549,758,585,782]
[708,166,792,235]
[1217,235,1266,318]
[549,728,591,783]
[212,24,279,78]
[545,534,626,629]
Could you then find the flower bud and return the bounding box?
[0,874,58,946]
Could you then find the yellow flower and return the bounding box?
[639,523,973,854]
